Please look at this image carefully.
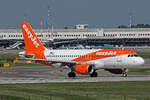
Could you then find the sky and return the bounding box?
[0,0,150,29]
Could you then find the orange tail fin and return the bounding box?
[21,22,45,52]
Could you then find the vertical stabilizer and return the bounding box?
[21,22,45,52]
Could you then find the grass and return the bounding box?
[0,81,150,100]
[0,53,17,61]
[137,51,150,58]
[129,68,150,75]
[13,63,44,67]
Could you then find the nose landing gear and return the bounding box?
[122,68,128,77]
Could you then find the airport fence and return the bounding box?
[0,94,149,100]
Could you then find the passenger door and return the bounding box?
[114,50,123,67]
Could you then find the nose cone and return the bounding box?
[138,57,145,65]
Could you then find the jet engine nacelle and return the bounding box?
[105,68,123,74]
[74,64,94,75]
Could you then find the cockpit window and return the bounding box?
[134,54,138,57]
[128,54,139,57]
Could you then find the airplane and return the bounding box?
[19,22,145,77]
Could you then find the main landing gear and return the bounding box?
[68,71,98,78]
[68,72,76,77]
[90,71,98,77]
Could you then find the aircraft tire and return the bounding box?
[90,72,98,77]
[68,72,76,77]
[122,73,127,77]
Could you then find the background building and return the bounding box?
[1,28,150,48]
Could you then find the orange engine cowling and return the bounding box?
[105,68,123,74]
[74,64,94,75]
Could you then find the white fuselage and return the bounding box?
[42,49,145,69]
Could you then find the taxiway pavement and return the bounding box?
[0,65,150,84]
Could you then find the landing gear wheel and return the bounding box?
[122,68,128,77]
[68,72,76,77]
[122,73,127,77]
[90,72,98,77]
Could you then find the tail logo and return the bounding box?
[23,24,39,48]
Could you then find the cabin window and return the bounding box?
[128,54,139,57]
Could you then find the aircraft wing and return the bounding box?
[25,58,95,65]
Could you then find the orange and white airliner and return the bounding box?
[19,22,145,77]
